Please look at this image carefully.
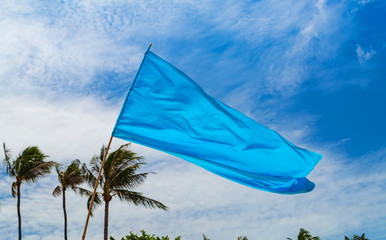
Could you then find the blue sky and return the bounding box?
[0,0,386,240]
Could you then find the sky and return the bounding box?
[0,0,385,239]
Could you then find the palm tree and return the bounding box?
[2,143,55,240]
[203,234,210,240]
[237,236,248,240]
[53,159,89,240]
[84,144,168,240]
[345,233,369,240]
[287,228,320,240]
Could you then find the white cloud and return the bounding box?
[202,0,350,109]
[0,94,120,163]
[0,23,141,95]
[0,0,358,102]
[356,44,376,64]
[357,0,372,5]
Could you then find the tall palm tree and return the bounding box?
[287,228,320,240]
[345,233,369,240]
[203,234,210,240]
[84,144,168,240]
[53,159,89,240]
[2,143,55,240]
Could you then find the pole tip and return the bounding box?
[148,43,152,51]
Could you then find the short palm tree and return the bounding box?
[84,144,168,240]
[2,143,55,240]
[288,228,320,240]
[53,159,89,240]
[237,236,248,240]
[344,233,369,240]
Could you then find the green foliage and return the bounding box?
[53,159,88,197]
[344,233,369,240]
[237,236,248,240]
[288,228,320,240]
[85,144,168,240]
[84,144,168,214]
[2,143,55,187]
[110,230,181,240]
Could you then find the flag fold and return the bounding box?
[112,50,322,194]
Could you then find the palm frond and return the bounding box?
[88,145,106,177]
[90,156,101,176]
[18,146,48,164]
[99,145,107,162]
[65,159,81,175]
[71,159,81,167]
[64,160,85,186]
[115,146,142,170]
[82,163,98,188]
[203,234,210,240]
[104,146,144,189]
[55,162,62,174]
[109,144,131,166]
[113,189,168,210]
[72,187,93,197]
[237,236,248,240]
[24,161,56,183]
[113,161,145,180]
[2,143,15,176]
[103,150,114,182]
[87,193,102,216]
[66,175,84,186]
[3,143,11,161]
[52,185,62,197]
[15,146,50,178]
[11,182,17,198]
[297,228,319,240]
[55,163,64,184]
[102,144,131,184]
[109,171,148,190]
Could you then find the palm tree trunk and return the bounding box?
[17,183,21,240]
[104,200,110,240]
[63,188,68,240]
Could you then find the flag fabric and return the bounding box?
[112,50,322,194]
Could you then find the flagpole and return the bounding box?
[81,44,152,239]
[81,135,114,240]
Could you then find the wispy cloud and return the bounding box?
[356,44,376,64]
[0,0,353,99]
[0,94,120,162]
[357,0,372,6]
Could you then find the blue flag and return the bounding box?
[112,50,322,194]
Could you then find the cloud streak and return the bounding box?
[356,44,376,64]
